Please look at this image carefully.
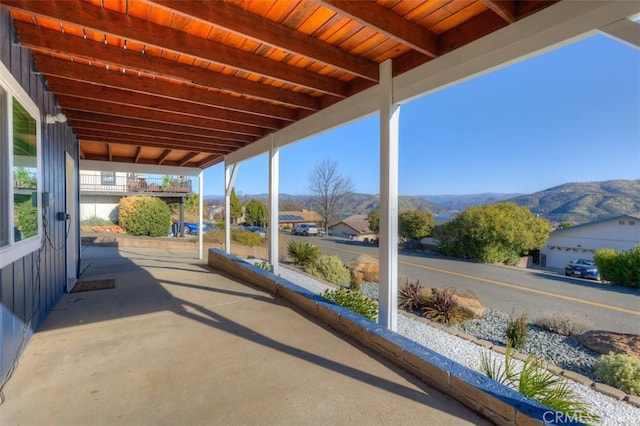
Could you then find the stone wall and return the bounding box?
[208,248,571,425]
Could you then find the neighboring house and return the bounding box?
[541,213,640,269]
[329,214,376,241]
[279,209,321,229]
[80,171,193,222]
[207,204,224,220]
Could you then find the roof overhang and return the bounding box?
[226,0,640,165]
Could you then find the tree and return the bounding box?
[244,199,269,227]
[230,187,242,224]
[399,210,435,246]
[184,194,199,217]
[436,202,552,265]
[367,209,379,235]
[308,159,354,232]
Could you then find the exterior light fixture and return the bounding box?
[45,112,67,124]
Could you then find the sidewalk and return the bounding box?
[0,245,490,426]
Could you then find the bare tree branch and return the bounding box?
[309,159,354,232]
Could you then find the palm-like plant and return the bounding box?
[287,240,319,267]
[480,343,600,425]
[423,287,465,325]
[398,278,428,312]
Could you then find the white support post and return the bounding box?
[224,162,239,254]
[378,59,400,331]
[198,170,204,260]
[268,135,280,275]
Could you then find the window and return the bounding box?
[101,171,116,185]
[0,60,42,268]
[629,221,636,226]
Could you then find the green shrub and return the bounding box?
[119,196,171,237]
[321,288,377,321]
[14,197,37,240]
[81,215,113,226]
[287,239,319,267]
[595,353,640,396]
[532,312,594,336]
[398,278,429,312]
[254,260,272,272]
[203,230,224,244]
[423,287,465,325]
[232,229,262,247]
[305,255,351,285]
[480,343,600,424]
[595,246,640,288]
[506,313,529,349]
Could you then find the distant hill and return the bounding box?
[507,180,640,225]
[204,180,639,225]
[417,193,521,212]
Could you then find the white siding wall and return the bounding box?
[543,218,640,269]
[80,195,120,222]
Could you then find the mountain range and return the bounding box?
[205,179,640,225]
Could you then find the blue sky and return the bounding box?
[203,34,639,197]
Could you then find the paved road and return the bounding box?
[286,235,640,334]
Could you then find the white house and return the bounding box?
[329,214,376,241]
[79,170,193,222]
[541,213,640,269]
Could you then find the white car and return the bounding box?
[292,224,318,236]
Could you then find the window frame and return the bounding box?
[101,171,116,185]
[0,60,43,268]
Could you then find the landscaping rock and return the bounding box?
[577,331,640,360]
[452,294,484,319]
[348,254,379,285]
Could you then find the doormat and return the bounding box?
[71,279,115,293]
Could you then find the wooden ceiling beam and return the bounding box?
[157,149,172,165]
[14,22,321,111]
[150,0,378,82]
[134,146,142,164]
[57,95,266,137]
[318,0,438,58]
[45,77,282,129]
[178,152,199,167]
[482,0,517,24]
[107,143,112,161]
[65,111,255,143]
[2,0,348,96]
[438,10,509,55]
[198,155,224,169]
[76,133,230,155]
[82,153,192,167]
[70,122,246,149]
[33,54,298,121]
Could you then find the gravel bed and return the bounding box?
[248,262,640,425]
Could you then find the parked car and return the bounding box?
[182,222,212,235]
[244,226,266,237]
[292,224,318,236]
[565,259,600,280]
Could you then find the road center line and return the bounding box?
[315,241,639,316]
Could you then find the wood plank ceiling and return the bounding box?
[1,0,557,169]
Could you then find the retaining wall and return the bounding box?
[208,248,581,426]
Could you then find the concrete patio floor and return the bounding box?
[0,245,491,426]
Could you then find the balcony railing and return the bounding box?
[80,172,192,195]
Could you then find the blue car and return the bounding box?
[182,222,212,235]
[565,259,600,281]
